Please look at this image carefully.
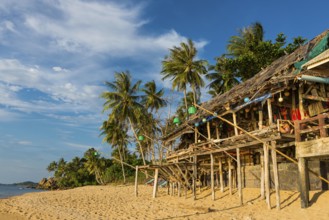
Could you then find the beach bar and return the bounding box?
[136,30,329,209]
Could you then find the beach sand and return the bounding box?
[0,184,328,220]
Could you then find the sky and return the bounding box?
[0,0,329,184]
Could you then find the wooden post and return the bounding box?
[219,158,224,193]
[153,168,159,199]
[299,83,305,120]
[228,158,232,195]
[195,127,198,143]
[260,150,265,199]
[233,112,243,205]
[267,99,273,125]
[167,181,170,195]
[193,155,197,200]
[216,125,220,140]
[211,153,215,200]
[178,182,181,197]
[271,141,281,210]
[298,157,309,208]
[135,166,139,197]
[259,108,263,130]
[264,143,271,209]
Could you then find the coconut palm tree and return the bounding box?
[161,39,207,110]
[141,80,167,114]
[206,56,240,96]
[227,22,264,57]
[84,148,106,185]
[101,71,147,165]
[100,119,129,183]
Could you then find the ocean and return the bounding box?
[0,184,43,199]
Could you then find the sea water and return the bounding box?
[0,184,43,199]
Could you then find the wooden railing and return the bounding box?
[294,113,329,142]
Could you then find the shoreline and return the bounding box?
[0,185,328,219]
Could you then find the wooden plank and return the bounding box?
[153,168,159,199]
[211,154,215,200]
[302,94,329,102]
[298,157,309,208]
[271,141,281,210]
[264,143,271,209]
[135,165,139,197]
[296,137,329,157]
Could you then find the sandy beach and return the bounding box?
[0,185,328,220]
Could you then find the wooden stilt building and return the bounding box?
[136,30,329,209]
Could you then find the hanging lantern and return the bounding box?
[213,112,218,116]
[173,117,181,124]
[278,92,283,102]
[253,106,258,111]
[245,108,250,113]
[202,118,207,123]
[195,122,199,127]
[244,97,250,103]
[138,135,145,141]
[188,106,197,114]
[284,90,290,96]
[94,151,98,156]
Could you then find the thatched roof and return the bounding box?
[162,29,329,141]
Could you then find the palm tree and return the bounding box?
[84,148,106,185]
[161,39,208,110]
[227,22,264,57]
[100,119,129,183]
[101,71,147,165]
[141,80,167,114]
[206,56,240,95]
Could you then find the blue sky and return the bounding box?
[0,0,328,184]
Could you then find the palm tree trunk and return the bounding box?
[128,117,146,166]
[183,89,188,118]
[118,145,126,184]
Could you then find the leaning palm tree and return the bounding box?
[100,119,129,183]
[101,71,147,165]
[161,39,207,110]
[84,148,106,185]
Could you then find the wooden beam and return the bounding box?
[233,112,243,205]
[271,141,281,210]
[298,157,309,208]
[228,158,232,195]
[267,99,273,125]
[264,143,271,209]
[135,165,139,197]
[299,84,305,120]
[219,158,224,193]
[259,108,263,129]
[260,150,265,200]
[211,154,215,200]
[302,94,329,102]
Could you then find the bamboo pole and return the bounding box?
[153,168,159,199]
[299,83,305,120]
[260,150,265,200]
[135,165,139,197]
[264,143,271,209]
[193,103,329,185]
[211,153,215,200]
[228,158,232,195]
[298,157,309,208]
[267,99,273,125]
[193,155,197,200]
[219,158,224,193]
[233,112,243,205]
[271,141,281,210]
